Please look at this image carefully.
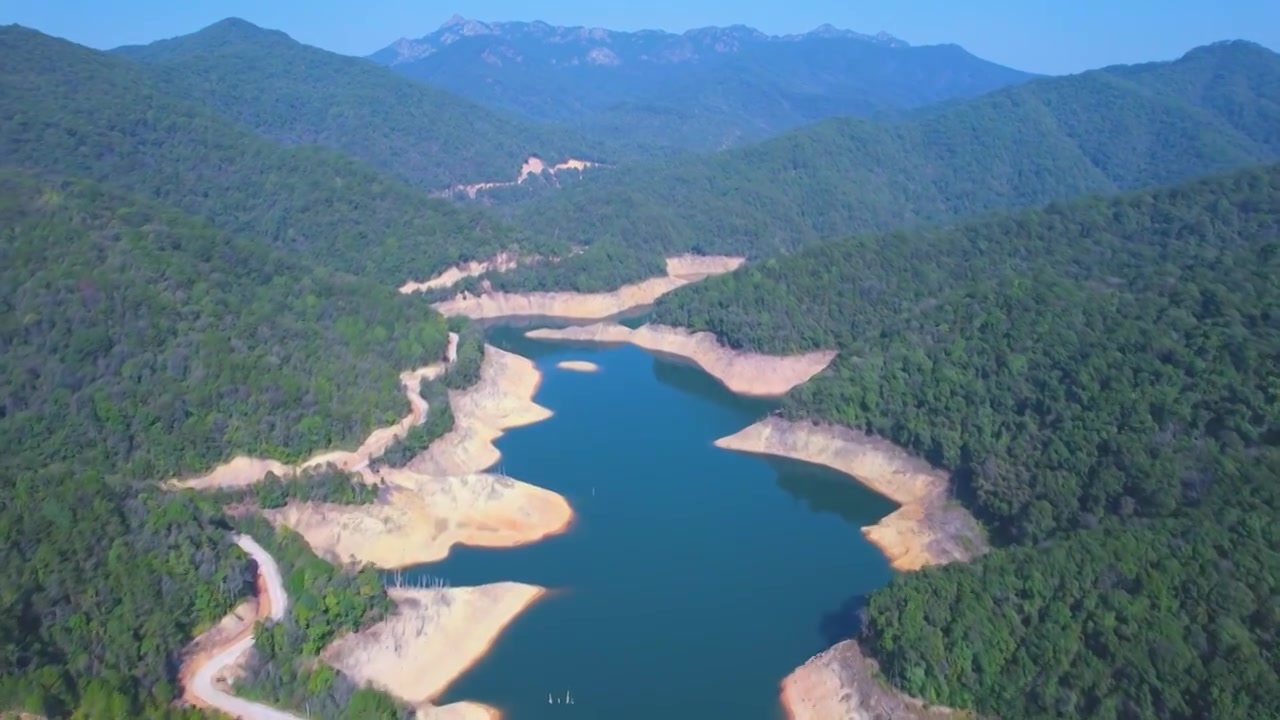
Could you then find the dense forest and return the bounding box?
[496,40,1280,289]
[0,169,452,716]
[0,25,545,288]
[243,466,380,510]
[653,164,1280,716]
[112,18,625,192]
[230,516,409,720]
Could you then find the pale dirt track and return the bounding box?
[187,534,298,720]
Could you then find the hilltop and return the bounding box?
[112,17,625,191]
[1,24,541,287]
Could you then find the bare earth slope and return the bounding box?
[429,255,745,320]
[715,418,985,571]
[782,641,965,720]
[265,345,567,568]
[324,584,546,710]
[527,323,835,396]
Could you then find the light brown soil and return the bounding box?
[555,360,600,373]
[527,323,835,396]
[323,584,545,707]
[399,252,521,294]
[263,472,573,569]
[781,640,966,720]
[256,345,564,568]
[714,417,986,570]
[441,155,601,199]
[432,255,745,321]
[408,346,551,476]
[418,702,502,720]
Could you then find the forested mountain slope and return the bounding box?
[0,168,454,716]
[0,25,530,288]
[652,164,1280,718]
[372,16,1034,150]
[511,40,1280,279]
[112,18,627,191]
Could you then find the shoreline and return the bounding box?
[169,333,460,491]
[715,417,986,571]
[526,323,836,397]
[263,472,574,569]
[516,311,982,717]
[261,346,570,569]
[324,584,548,714]
[713,418,985,720]
[166,332,569,714]
[399,252,521,294]
[430,255,745,321]
[780,640,963,720]
[555,359,600,373]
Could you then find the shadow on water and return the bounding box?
[650,352,776,416]
[410,322,899,719]
[818,593,871,648]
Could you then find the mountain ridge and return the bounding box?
[370,17,1034,150]
[372,15,911,65]
[504,38,1280,268]
[0,24,540,286]
[110,17,632,190]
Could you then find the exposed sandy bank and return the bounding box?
[781,640,961,720]
[418,702,501,720]
[259,345,565,568]
[555,360,600,373]
[399,252,520,294]
[408,346,551,477]
[324,584,545,708]
[528,323,835,397]
[439,155,601,199]
[432,255,745,321]
[715,418,985,571]
[263,472,572,569]
[169,334,458,491]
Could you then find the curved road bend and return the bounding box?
[189,534,302,720]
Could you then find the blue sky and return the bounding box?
[4,0,1277,74]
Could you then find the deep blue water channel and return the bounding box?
[406,326,897,719]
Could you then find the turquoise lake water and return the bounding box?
[408,327,898,719]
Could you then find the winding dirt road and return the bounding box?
[189,534,301,720]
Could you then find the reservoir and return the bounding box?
[409,326,898,719]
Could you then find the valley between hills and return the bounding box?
[2,10,1278,720]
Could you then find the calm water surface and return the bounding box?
[408,327,897,719]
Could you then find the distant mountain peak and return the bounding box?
[373,18,912,66]
[111,16,296,60]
